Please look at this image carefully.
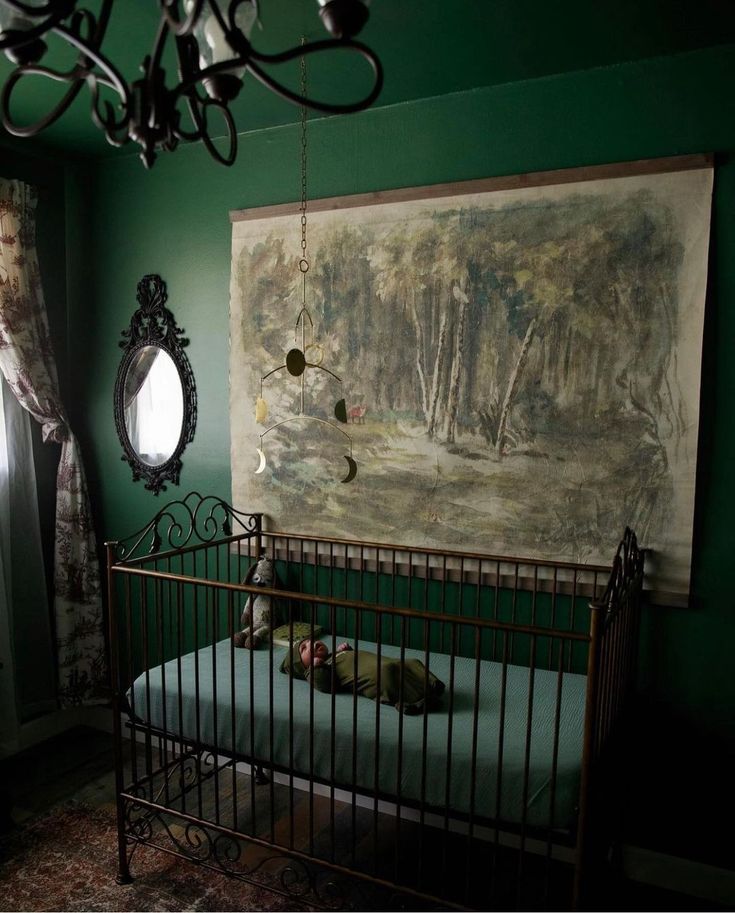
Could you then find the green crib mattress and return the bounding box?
[127,639,586,832]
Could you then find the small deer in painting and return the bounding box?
[348,405,367,424]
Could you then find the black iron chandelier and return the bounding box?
[0,0,381,168]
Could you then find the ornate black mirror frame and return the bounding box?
[113,274,197,495]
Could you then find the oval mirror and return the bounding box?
[114,275,197,494]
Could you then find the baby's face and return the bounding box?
[299,639,329,665]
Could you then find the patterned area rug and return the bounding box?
[0,802,307,912]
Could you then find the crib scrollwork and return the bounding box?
[109,491,262,563]
[123,749,215,834]
[124,789,155,843]
[160,747,215,800]
[592,526,645,617]
[121,796,359,909]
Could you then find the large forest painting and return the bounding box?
[230,164,713,603]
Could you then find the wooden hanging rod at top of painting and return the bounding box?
[229,153,713,223]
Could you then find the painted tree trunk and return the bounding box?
[495,314,538,457]
[445,287,468,444]
[409,295,429,421]
[427,308,449,438]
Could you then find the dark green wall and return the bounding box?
[70,43,735,751]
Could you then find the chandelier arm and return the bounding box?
[171,32,207,140]
[174,107,209,141]
[0,3,133,141]
[173,92,207,141]
[149,11,171,77]
[245,42,382,115]
[86,76,129,145]
[196,97,238,165]
[53,18,132,120]
[159,0,206,39]
[169,28,234,164]
[248,35,373,68]
[171,38,382,115]
[51,19,128,103]
[166,60,237,164]
[1,65,84,136]
[142,13,175,144]
[0,1,72,51]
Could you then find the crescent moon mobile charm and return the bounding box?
[255,447,267,475]
[341,454,358,484]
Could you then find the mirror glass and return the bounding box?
[123,345,184,467]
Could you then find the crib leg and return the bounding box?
[112,710,134,884]
[115,834,134,885]
[254,764,270,785]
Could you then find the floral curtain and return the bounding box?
[0,179,106,706]
[124,345,159,408]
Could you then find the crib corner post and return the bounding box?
[573,600,605,909]
[105,540,134,887]
[105,539,123,745]
[115,850,134,886]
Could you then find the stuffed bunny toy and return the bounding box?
[234,555,280,649]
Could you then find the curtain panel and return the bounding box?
[0,179,106,706]
[0,375,56,736]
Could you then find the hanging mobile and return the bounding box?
[254,45,357,485]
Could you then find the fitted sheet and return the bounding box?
[128,639,586,831]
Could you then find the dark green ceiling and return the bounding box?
[2,0,735,160]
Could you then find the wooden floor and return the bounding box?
[1,726,119,825]
[0,725,730,912]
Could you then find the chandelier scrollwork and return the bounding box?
[0,0,382,168]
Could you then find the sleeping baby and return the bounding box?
[280,638,445,714]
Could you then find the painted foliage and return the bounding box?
[230,165,713,602]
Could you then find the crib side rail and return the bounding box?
[110,521,606,684]
[262,528,610,573]
[111,563,593,642]
[258,530,609,634]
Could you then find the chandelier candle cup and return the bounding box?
[186,0,257,101]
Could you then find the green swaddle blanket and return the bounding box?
[281,643,445,714]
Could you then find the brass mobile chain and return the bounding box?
[253,42,358,484]
[300,43,309,283]
[297,42,313,414]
